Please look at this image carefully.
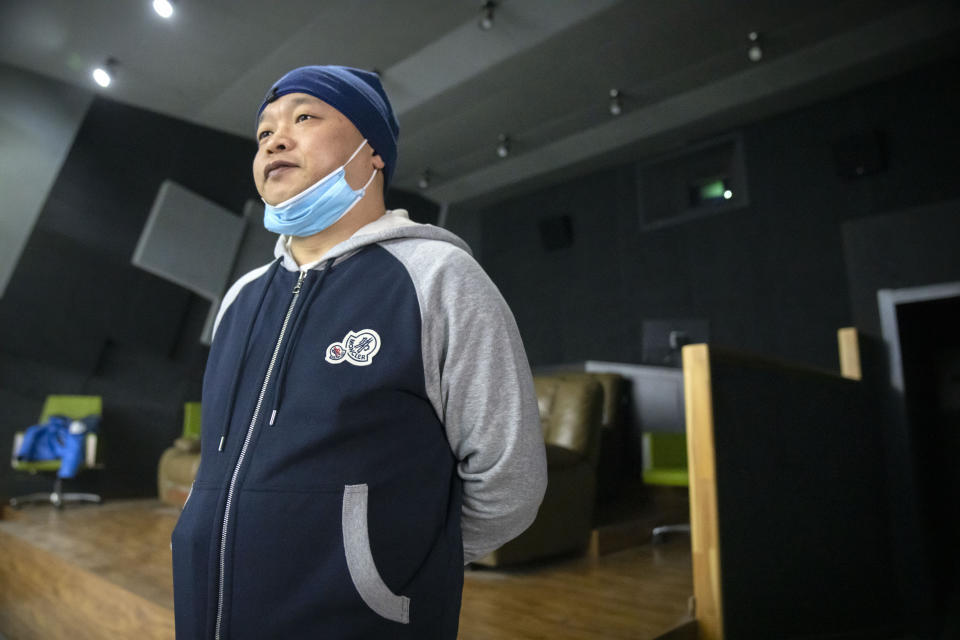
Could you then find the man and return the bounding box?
[171,65,547,639]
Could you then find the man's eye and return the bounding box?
[257,130,271,141]
[296,114,313,122]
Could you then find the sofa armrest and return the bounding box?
[174,437,201,453]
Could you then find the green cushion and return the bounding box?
[39,395,102,422]
[643,431,688,469]
[183,402,202,440]
[642,431,689,487]
[13,460,62,473]
[643,468,689,487]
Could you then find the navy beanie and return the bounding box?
[257,65,400,189]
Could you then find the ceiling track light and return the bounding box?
[747,31,763,62]
[496,133,511,158]
[609,88,623,116]
[92,57,118,88]
[418,170,431,190]
[479,1,496,30]
[153,0,175,19]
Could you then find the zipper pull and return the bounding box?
[293,270,306,294]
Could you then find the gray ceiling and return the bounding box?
[2,0,959,207]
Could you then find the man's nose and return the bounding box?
[266,127,293,153]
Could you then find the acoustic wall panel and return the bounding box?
[133,180,245,301]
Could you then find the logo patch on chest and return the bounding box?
[325,329,381,366]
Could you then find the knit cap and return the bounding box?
[257,65,400,188]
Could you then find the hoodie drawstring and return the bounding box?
[218,258,283,452]
[268,257,336,427]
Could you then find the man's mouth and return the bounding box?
[264,160,297,180]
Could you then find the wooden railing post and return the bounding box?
[682,344,723,640]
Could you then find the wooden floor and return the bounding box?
[461,541,693,639]
[0,500,693,639]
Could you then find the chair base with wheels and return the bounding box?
[652,522,691,542]
[9,476,102,509]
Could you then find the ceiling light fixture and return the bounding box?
[479,1,496,30]
[418,170,431,190]
[153,0,174,19]
[92,57,118,88]
[496,133,511,158]
[609,88,623,116]
[747,31,763,62]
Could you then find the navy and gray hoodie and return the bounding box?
[171,210,547,639]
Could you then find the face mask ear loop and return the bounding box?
[359,166,378,192]
[345,138,377,194]
[343,139,368,166]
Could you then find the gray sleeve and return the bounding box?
[383,240,547,564]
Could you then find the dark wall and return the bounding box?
[843,198,960,337]
[470,53,960,371]
[0,96,261,502]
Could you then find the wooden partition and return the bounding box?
[682,343,899,640]
[837,327,862,380]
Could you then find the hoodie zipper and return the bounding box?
[215,269,306,640]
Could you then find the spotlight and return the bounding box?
[153,0,174,18]
[496,134,510,158]
[479,1,496,30]
[92,57,118,88]
[723,190,733,200]
[609,88,622,116]
[418,170,431,190]
[92,68,111,88]
[747,31,763,62]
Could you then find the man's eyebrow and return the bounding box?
[257,95,318,126]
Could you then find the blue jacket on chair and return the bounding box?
[16,415,99,479]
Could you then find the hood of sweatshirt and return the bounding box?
[272,209,472,272]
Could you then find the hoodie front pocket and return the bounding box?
[341,483,411,624]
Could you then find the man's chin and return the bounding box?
[262,187,299,206]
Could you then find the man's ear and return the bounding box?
[371,153,386,170]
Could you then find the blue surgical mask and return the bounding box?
[263,139,378,237]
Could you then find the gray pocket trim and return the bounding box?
[342,484,410,624]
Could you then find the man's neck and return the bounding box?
[288,198,386,267]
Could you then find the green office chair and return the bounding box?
[9,395,103,509]
[642,431,690,541]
